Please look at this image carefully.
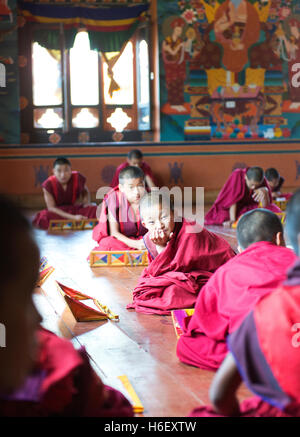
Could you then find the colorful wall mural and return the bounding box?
[158,0,300,142]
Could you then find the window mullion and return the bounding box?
[60,24,70,134]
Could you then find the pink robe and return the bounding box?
[33,171,97,230]
[176,241,297,371]
[0,328,133,417]
[110,161,156,190]
[189,267,300,417]
[92,186,147,251]
[205,168,281,226]
[127,219,235,315]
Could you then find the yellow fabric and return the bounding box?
[253,1,270,22]
[206,69,233,95]
[118,375,144,413]
[245,68,265,91]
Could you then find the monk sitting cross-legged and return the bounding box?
[127,192,235,315]
[33,157,97,230]
[92,165,147,251]
[204,166,281,228]
[189,189,300,418]
[110,149,157,192]
[177,208,297,371]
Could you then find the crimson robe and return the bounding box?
[92,186,147,251]
[33,171,97,230]
[110,161,156,190]
[0,328,133,417]
[126,219,235,315]
[177,241,297,371]
[204,168,281,226]
[189,259,300,417]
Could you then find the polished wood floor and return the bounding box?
[31,216,251,417]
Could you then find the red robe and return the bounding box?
[189,265,300,417]
[0,328,133,417]
[205,168,281,226]
[127,219,235,315]
[176,241,297,371]
[33,171,97,230]
[110,161,156,190]
[92,186,147,251]
[189,397,300,418]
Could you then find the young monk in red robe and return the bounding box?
[265,167,293,200]
[33,157,97,230]
[0,195,133,417]
[127,192,235,315]
[189,190,300,417]
[92,165,147,251]
[110,149,156,191]
[177,208,296,371]
[205,166,281,227]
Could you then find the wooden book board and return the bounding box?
[48,218,98,231]
[274,197,287,211]
[55,281,119,322]
[171,309,195,339]
[37,257,55,287]
[89,250,148,267]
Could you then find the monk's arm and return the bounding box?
[253,187,270,207]
[75,185,92,206]
[223,203,237,227]
[209,352,242,416]
[145,174,156,189]
[108,212,145,250]
[42,188,86,220]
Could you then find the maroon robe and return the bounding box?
[205,168,281,226]
[110,161,156,190]
[126,219,235,315]
[189,259,300,417]
[176,242,297,371]
[33,171,97,230]
[92,186,147,251]
[0,328,133,417]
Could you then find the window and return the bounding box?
[19,24,151,144]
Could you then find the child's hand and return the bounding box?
[135,239,146,250]
[223,220,234,228]
[252,187,268,204]
[149,229,174,247]
[74,214,88,221]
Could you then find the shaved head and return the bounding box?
[237,208,283,250]
[118,165,145,185]
[139,191,175,220]
[246,166,264,183]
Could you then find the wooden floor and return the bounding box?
[31,216,251,417]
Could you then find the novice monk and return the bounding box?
[33,157,97,230]
[177,209,296,371]
[127,192,235,315]
[205,166,281,227]
[0,195,133,417]
[110,149,156,191]
[92,166,147,251]
[190,190,300,417]
[265,167,292,200]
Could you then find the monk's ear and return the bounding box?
[118,183,124,193]
[275,231,285,247]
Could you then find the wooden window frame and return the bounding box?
[19,22,151,144]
